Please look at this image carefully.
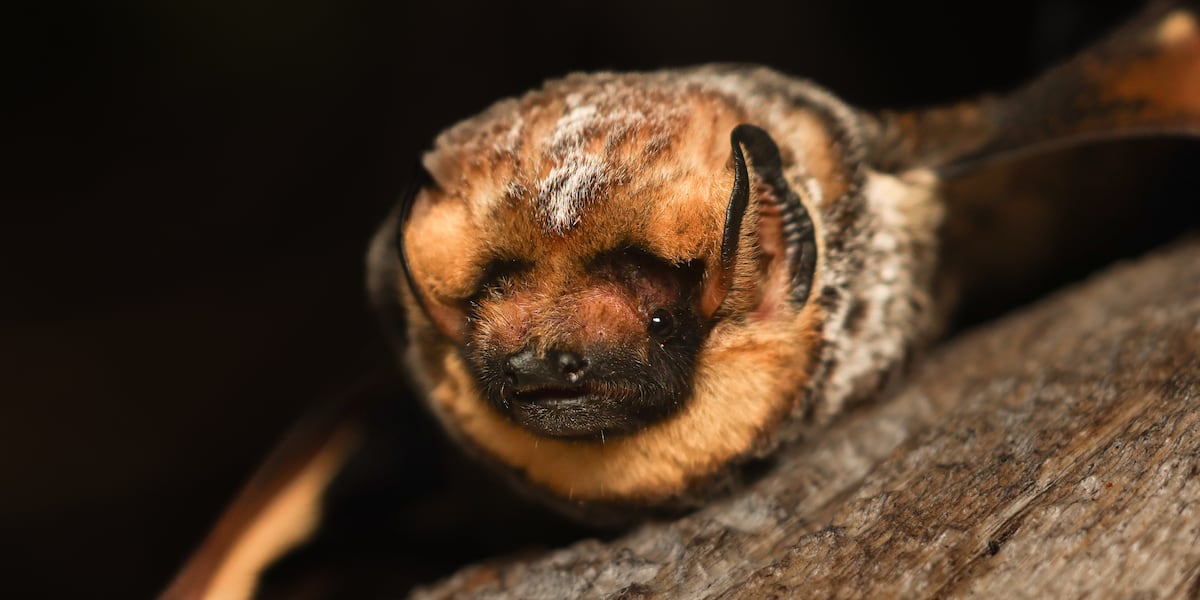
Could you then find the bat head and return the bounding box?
[367,68,930,513]
[402,82,735,440]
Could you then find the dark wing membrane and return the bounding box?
[868,2,1200,175]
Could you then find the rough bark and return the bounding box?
[417,237,1200,599]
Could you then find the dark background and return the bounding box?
[5,1,1190,597]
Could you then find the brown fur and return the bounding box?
[404,82,817,502]
[372,67,912,506]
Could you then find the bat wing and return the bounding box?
[158,379,375,600]
[868,2,1200,175]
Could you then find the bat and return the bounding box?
[367,1,1200,515]
[164,3,1200,598]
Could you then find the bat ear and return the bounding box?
[367,164,467,345]
[866,3,1200,176]
[700,124,818,318]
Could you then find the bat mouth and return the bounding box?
[494,380,658,440]
[511,385,592,407]
[507,384,601,436]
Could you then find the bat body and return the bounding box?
[368,67,942,513]
[368,4,1200,516]
[165,4,1200,597]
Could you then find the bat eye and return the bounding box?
[470,257,530,301]
[648,308,674,338]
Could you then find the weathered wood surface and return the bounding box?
[417,237,1200,599]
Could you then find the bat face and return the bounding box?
[460,243,707,440]
[406,142,720,440]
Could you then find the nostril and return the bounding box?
[554,350,589,383]
[503,350,534,386]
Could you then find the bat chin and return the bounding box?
[491,383,674,440]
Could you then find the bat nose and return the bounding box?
[552,349,588,383]
[503,348,589,387]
